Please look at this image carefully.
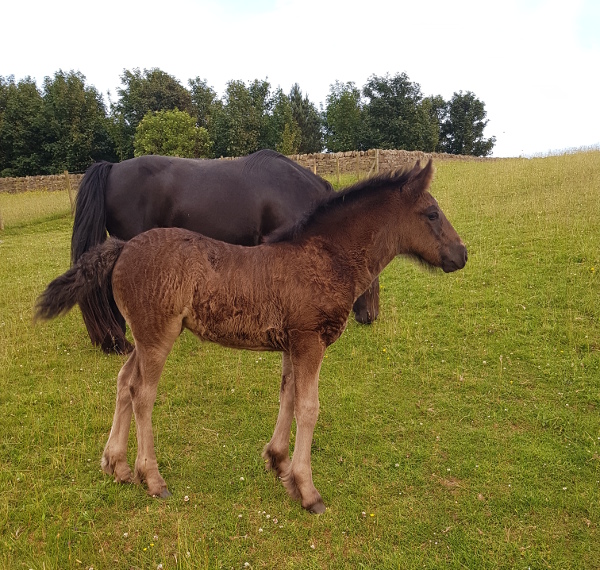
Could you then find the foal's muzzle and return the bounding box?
[442,243,468,273]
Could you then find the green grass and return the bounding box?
[1,152,599,568]
[0,189,73,229]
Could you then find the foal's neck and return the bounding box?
[310,188,406,295]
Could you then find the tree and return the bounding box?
[188,77,221,132]
[289,84,323,153]
[41,70,116,173]
[437,91,496,156]
[361,73,438,151]
[211,79,274,158]
[249,79,274,150]
[133,108,212,158]
[111,68,193,159]
[0,76,45,176]
[323,81,364,152]
[278,123,301,156]
[419,94,446,152]
[265,88,301,155]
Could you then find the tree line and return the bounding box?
[0,68,496,177]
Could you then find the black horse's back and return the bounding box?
[104,151,332,246]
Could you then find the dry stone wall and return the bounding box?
[0,150,494,194]
[0,172,83,194]
[290,149,493,177]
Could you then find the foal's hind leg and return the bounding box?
[262,352,294,478]
[280,332,326,514]
[127,322,181,498]
[101,349,138,483]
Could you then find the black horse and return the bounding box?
[72,150,380,354]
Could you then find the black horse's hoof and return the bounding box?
[101,336,134,355]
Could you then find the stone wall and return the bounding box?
[0,172,84,194]
[0,149,494,194]
[289,148,493,178]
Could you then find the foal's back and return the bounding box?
[111,228,354,353]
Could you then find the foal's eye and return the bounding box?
[427,211,439,221]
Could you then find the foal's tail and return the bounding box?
[35,240,126,337]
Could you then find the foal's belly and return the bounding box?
[182,307,288,352]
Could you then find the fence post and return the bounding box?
[64,170,75,216]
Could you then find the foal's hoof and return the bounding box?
[307,500,326,515]
[101,455,133,484]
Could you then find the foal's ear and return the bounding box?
[405,159,435,199]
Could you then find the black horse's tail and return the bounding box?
[70,162,132,354]
[71,161,113,263]
[35,239,127,341]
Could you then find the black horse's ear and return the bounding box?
[406,159,435,198]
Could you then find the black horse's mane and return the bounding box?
[242,149,303,174]
[265,165,419,243]
[243,148,287,171]
[242,149,334,192]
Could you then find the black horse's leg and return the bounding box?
[101,290,133,354]
[352,276,380,324]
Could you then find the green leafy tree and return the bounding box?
[211,79,270,157]
[323,81,364,152]
[289,83,323,153]
[249,79,274,150]
[111,68,193,159]
[265,88,301,155]
[362,73,438,151]
[188,77,221,133]
[41,70,116,173]
[437,91,496,156]
[133,109,212,158]
[0,76,45,176]
[419,94,447,152]
[277,122,301,155]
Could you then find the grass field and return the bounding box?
[1,152,599,569]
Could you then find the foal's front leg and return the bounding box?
[281,332,326,514]
[262,353,294,477]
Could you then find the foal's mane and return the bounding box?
[265,164,420,243]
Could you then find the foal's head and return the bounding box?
[398,161,467,273]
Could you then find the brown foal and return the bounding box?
[35,160,467,513]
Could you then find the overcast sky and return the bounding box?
[3,0,599,157]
